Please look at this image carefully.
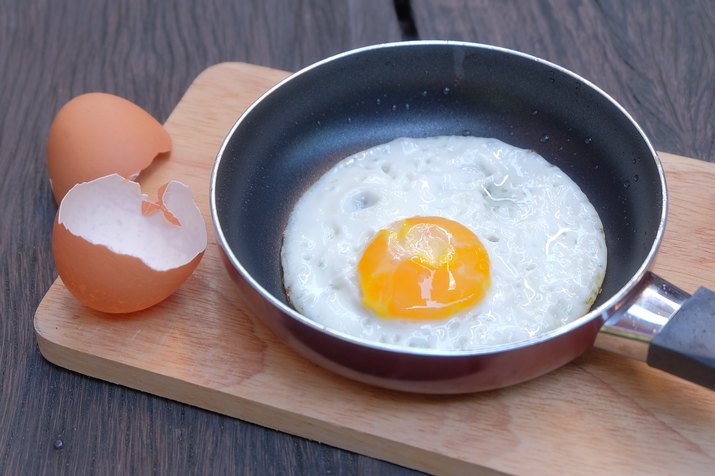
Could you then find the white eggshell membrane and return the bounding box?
[58,174,207,271]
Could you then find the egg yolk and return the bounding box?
[358,216,490,320]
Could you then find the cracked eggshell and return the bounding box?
[47,92,172,204]
[52,174,207,314]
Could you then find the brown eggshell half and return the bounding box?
[47,92,172,204]
[53,222,203,313]
[52,174,206,314]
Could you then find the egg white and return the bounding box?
[281,136,607,351]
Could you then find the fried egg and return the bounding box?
[281,136,606,351]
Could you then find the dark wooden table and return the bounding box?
[2,1,713,474]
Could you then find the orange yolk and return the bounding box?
[358,216,490,320]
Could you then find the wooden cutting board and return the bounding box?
[35,62,715,476]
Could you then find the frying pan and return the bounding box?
[210,41,715,394]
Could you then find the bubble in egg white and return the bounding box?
[281,136,607,351]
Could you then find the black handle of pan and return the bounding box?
[647,287,715,390]
[596,272,715,390]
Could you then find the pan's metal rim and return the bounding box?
[210,40,668,358]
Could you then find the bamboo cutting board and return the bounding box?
[35,63,715,475]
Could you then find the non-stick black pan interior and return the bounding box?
[214,43,663,311]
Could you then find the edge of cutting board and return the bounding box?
[34,62,715,476]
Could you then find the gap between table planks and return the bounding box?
[34,62,715,476]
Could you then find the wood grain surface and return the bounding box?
[2,1,713,474]
[34,62,715,476]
